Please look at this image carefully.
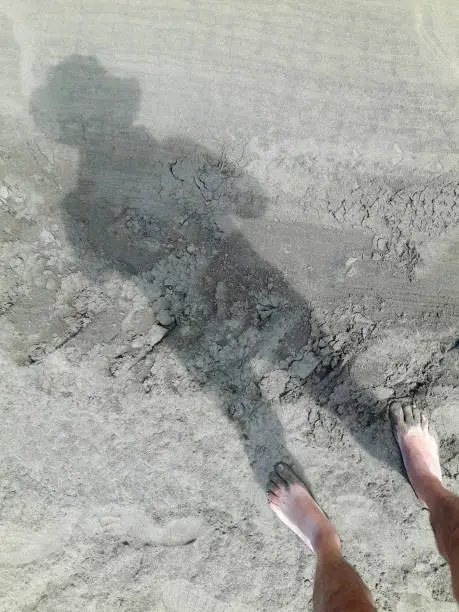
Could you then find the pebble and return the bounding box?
[156,309,174,327]
[289,353,320,379]
[147,324,169,346]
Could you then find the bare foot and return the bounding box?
[267,462,339,553]
[390,404,442,506]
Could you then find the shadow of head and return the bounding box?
[29,54,268,273]
[30,54,141,146]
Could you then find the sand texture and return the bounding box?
[0,1,458,610]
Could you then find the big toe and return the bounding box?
[390,404,407,434]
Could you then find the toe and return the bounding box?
[389,404,406,433]
[403,404,415,426]
[412,404,422,426]
[275,462,302,487]
[268,471,286,491]
[420,411,429,431]
[267,492,280,507]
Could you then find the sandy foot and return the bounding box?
[390,404,442,506]
[267,462,339,553]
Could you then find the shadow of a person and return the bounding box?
[30,55,398,488]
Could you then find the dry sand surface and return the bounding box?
[1,1,459,610]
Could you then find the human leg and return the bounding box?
[391,404,459,601]
[267,462,375,612]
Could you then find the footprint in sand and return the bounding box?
[84,504,203,546]
[0,506,201,568]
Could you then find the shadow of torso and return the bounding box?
[31,55,395,488]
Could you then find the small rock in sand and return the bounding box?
[289,353,320,379]
[147,324,169,346]
[156,309,174,327]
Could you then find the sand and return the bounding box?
[0,1,458,610]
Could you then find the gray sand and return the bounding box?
[0,1,459,610]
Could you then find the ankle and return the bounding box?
[429,490,459,538]
[314,526,341,557]
[413,472,445,508]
